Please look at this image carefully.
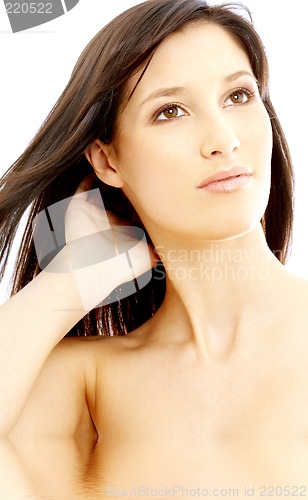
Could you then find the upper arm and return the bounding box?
[8,337,97,442]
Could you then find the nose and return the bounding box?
[200,111,240,159]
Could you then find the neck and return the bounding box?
[149,225,286,360]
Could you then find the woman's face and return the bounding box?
[109,22,273,243]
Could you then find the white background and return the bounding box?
[0,0,307,302]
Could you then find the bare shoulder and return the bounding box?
[55,316,153,364]
[79,321,156,378]
[283,270,308,301]
[278,270,308,327]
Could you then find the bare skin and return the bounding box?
[4,23,308,492]
[8,268,308,489]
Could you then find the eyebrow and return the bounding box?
[140,70,257,106]
[225,70,256,82]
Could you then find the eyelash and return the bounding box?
[153,87,257,123]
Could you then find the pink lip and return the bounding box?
[198,167,253,193]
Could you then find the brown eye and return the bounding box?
[163,106,179,119]
[230,91,247,104]
[155,104,186,121]
[224,88,255,107]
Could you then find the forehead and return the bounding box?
[125,22,251,102]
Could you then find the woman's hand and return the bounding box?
[63,174,158,311]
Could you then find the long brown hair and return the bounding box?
[0,0,294,336]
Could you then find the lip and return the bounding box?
[198,166,253,193]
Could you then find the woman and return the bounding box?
[1,0,308,487]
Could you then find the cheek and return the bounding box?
[244,107,273,162]
[116,130,181,191]
[244,109,273,216]
[114,137,168,215]
[237,107,273,203]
